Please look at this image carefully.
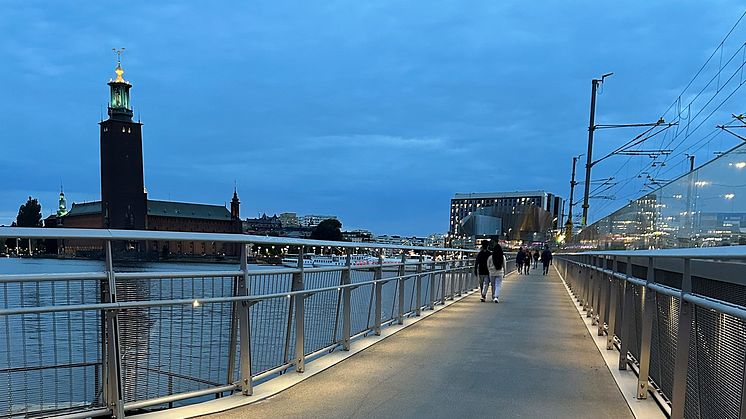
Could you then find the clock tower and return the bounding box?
[99,51,147,230]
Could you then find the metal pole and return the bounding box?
[440,256,447,304]
[597,258,608,336]
[293,250,305,373]
[565,156,579,239]
[373,255,383,336]
[581,78,600,227]
[637,256,656,399]
[670,258,692,418]
[237,244,253,395]
[398,253,406,324]
[342,251,352,350]
[103,241,124,418]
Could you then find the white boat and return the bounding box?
[281,254,314,268]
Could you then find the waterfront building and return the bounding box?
[300,214,338,228]
[449,191,563,245]
[279,212,300,227]
[244,213,283,235]
[341,229,373,242]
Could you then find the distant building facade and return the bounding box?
[244,214,283,235]
[300,214,337,228]
[449,191,563,245]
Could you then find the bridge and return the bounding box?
[1,228,745,418]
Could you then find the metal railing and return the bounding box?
[0,228,477,418]
[556,247,746,419]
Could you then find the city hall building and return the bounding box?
[46,58,242,256]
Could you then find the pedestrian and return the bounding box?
[515,248,525,275]
[483,243,507,303]
[524,252,531,274]
[541,246,553,275]
[474,241,491,293]
[532,249,539,269]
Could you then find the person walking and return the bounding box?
[483,243,507,303]
[541,246,553,275]
[515,248,525,275]
[532,249,539,269]
[474,241,492,297]
[524,253,531,274]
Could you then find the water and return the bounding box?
[0,257,437,416]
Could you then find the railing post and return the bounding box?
[341,251,352,350]
[293,250,306,373]
[619,256,633,370]
[374,255,383,336]
[456,252,463,296]
[587,256,595,319]
[397,253,406,325]
[637,256,656,399]
[606,256,619,350]
[597,257,608,336]
[415,255,423,316]
[440,255,447,304]
[237,244,253,395]
[102,241,124,418]
[429,254,436,310]
[670,257,692,418]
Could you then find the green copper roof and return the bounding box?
[66,201,102,216]
[147,200,232,221]
[64,200,232,221]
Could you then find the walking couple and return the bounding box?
[474,241,507,303]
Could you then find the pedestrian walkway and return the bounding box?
[201,267,634,418]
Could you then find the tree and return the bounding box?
[310,219,343,241]
[16,196,43,227]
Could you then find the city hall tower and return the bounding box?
[99,51,146,229]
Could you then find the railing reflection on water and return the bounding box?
[0,228,476,418]
[557,247,746,419]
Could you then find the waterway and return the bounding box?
[0,257,433,416]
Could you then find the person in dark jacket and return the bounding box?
[532,249,539,268]
[474,241,492,292]
[541,246,553,275]
[515,248,526,275]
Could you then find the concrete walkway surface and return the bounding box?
[200,267,634,419]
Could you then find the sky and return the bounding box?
[1,1,745,236]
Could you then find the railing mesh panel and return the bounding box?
[0,280,103,418]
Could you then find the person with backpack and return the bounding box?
[483,243,507,303]
[474,241,492,292]
[541,246,553,275]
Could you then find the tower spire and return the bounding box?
[107,47,133,121]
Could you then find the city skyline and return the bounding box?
[2,1,745,236]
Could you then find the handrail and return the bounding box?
[562,245,746,259]
[0,226,476,253]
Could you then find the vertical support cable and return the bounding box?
[373,254,383,336]
[341,251,352,351]
[637,256,656,399]
[237,244,253,395]
[606,256,619,350]
[397,253,406,325]
[293,249,305,373]
[103,241,124,418]
[670,257,692,418]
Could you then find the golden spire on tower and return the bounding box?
[112,47,126,83]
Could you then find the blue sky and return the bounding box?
[1,1,745,236]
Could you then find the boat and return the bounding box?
[281,254,314,268]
